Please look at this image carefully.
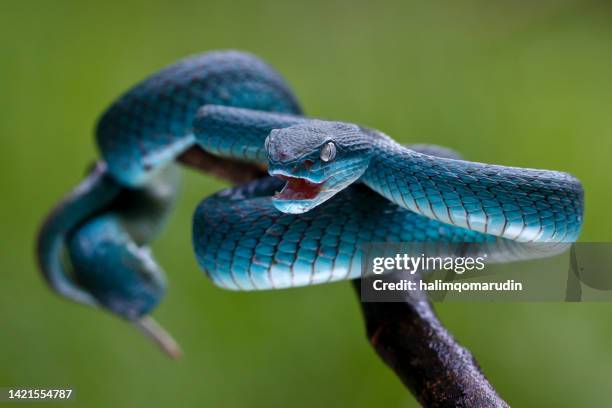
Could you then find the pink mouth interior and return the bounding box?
[275,175,324,200]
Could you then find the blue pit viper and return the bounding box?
[37,50,584,356]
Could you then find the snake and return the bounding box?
[37,50,584,356]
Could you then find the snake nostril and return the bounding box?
[303,160,314,170]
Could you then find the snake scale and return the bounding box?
[37,50,584,355]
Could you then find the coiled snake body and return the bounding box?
[37,50,584,354]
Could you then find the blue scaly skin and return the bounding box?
[37,50,584,355]
[65,165,179,319]
[96,51,301,185]
[194,175,565,291]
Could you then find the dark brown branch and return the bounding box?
[353,274,508,407]
[179,151,508,407]
[178,146,267,184]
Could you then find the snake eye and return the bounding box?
[320,141,336,162]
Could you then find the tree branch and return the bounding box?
[178,146,266,184]
[353,274,508,407]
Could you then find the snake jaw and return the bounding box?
[274,175,326,201]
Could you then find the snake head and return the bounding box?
[266,121,372,213]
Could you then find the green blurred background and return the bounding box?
[2,0,612,406]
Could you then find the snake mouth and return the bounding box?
[274,175,326,201]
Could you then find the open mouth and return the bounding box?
[274,175,325,200]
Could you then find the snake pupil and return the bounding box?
[320,141,336,162]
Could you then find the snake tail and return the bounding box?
[37,162,181,357]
